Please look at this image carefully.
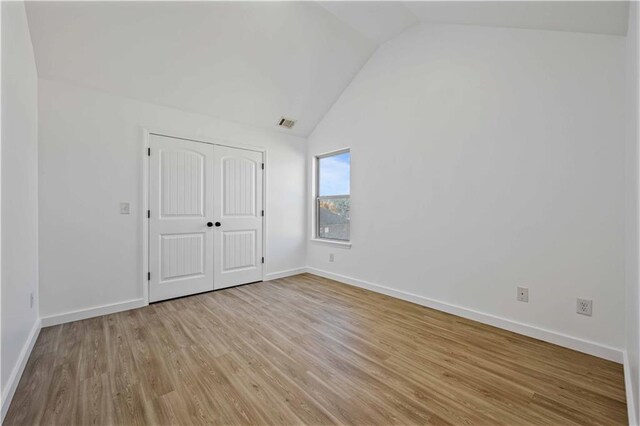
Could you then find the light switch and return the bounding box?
[120,202,130,215]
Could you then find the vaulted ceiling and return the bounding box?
[25,1,629,137]
[25,1,377,136]
[403,1,629,36]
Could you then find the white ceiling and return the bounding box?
[25,1,629,137]
[317,1,418,44]
[404,1,629,36]
[25,1,376,136]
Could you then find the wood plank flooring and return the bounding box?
[5,273,627,425]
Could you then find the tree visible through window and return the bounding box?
[317,150,350,241]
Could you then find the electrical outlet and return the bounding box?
[517,287,529,303]
[120,202,130,215]
[329,253,335,262]
[30,292,34,309]
[577,298,592,316]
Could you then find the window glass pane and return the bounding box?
[317,151,350,241]
[319,152,350,196]
[318,197,350,241]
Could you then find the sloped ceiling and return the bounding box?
[25,1,376,136]
[317,1,418,44]
[404,1,629,36]
[25,1,629,137]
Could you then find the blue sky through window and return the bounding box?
[319,152,350,196]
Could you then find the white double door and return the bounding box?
[149,134,263,302]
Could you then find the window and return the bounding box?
[316,150,350,241]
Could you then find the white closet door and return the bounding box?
[149,134,214,302]
[213,145,263,289]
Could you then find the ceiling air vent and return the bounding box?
[278,117,296,129]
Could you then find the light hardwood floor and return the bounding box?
[5,273,627,425]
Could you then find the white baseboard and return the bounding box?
[624,350,639,426]
[264,267,307,281]
[41,298,147,327]
[1,318,41,421]
[306,267,623,363]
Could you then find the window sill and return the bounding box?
[310,238,352,249]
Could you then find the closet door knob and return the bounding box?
[215,222,221,227]
[207,222,213,227]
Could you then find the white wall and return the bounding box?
[38,78,307,320]
[625,1,640,423]
[1,0,40,416]
[308,23,626,354]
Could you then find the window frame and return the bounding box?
[313,148,351,246]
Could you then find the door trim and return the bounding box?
[141,127,267,304]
